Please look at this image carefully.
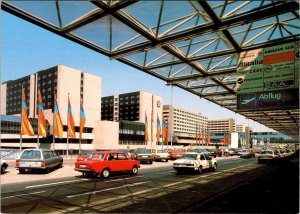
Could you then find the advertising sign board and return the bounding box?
[237,42,299,110]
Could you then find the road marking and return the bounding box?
[51,163,257,213]
[66,181,150,198]
[26,180,81,189]
[104,176,142,182]
[2,191,46,199]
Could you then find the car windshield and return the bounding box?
[89,153,104,159]
[157,149,167,153]
[80,150,93,155]
[187,149,197,153]
[182,154,197,160]
[208,149,216,152]
[20,150,41,159]
[136,149,151,154]
[261,151,273,154]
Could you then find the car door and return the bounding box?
[200,154,208,169]
[107,153,119,172]
[205,154,213,168]
[43,151,54,168]
[116,153,132,171]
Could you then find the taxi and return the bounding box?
[74,151,140,178]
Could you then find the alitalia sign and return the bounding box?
[237,41,299,110]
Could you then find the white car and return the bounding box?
[1,160,8,174]
[152,149,170,162]
[173,152,217,174]
[257,150,280,163]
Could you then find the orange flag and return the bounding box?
[68,95,76,138]
[54,94,63,138]
[37,89,47,137]
[21,86,34,136]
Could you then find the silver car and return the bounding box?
[16,149,63,174]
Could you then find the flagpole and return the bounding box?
[53,106,55,151]
[79,98,82,155]
[37,88,40,149]
[67,93,69,158]
[52,92,55,151]
[20,86,23,153]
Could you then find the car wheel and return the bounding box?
[166,159,168,162]
[1,165,4,174]
[212,163,217,171]
[102,168,110,178]
[198,166,203,174]
[175,169,181,174]
[19,168,25,174]
[149,161,153,164]
[131,166,138,175]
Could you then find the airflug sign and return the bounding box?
[237,89,298,110]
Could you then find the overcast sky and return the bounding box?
[1,12,274,132]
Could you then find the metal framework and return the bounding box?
[2,0,299,139]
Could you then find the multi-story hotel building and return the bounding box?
[162,105,208,146]
[208,118,236,134]
[207,118,236,146]
[1,65,101,152]
[101,91,163,148]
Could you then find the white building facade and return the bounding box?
[163,105,208,146]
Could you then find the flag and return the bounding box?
[37,89,47,137]
[162,120,168,143]
[21,86,34,136]
[156,116,161,143]
[79,99,86,140]
[68,95,76,138]
[207,130,211,144]
[145,112,149,142]
[54,94,63,138]
[224,132,229,145]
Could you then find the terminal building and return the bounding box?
[101,91,163,149]
[1,68,164,152]
[162,105,208,146]
[1,65,101,152]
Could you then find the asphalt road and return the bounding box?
[1,157,269,213]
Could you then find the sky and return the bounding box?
[1,12,274,132]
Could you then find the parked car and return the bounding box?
[16,149,63,174]
[74,151,140,178]
[216,148,228,157]
[1,160,8,174]
[186,148,209,155]
[169,148,186,160]
[152,149,170,162]
[227,148,238,156]
[239,149,255,158]
[173,153,217,174]
[257,150,280,163]
[207,148,217,158]
[136,148,153,164]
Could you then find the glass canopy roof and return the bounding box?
[2,0,299,139]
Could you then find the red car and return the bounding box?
[74,151,140,178]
